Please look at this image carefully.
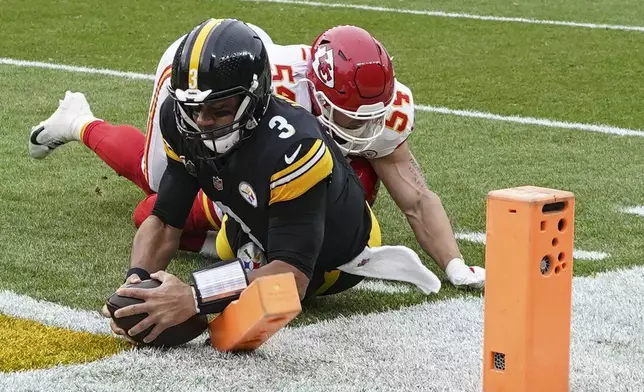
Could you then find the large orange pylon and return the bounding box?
[483,186,574,392]
[208,272,301,352]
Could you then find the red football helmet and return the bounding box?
[306,25,396,155]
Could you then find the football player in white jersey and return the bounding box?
[28,22,483,289]
[265,26,485,289]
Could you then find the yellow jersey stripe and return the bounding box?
[273,92,301,108]
[269,146,333,204]
[162,138,181,162]
[201,192,219,229]
[188,19,222,89]
[314,270,341,296]
[271,140,327,189]
[367,203,382,248]
[215,215,235,261]
[270,139,323,184]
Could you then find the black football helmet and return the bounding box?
[169,18,272,160]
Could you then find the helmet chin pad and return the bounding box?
[315,92,389,155]
[202,130,241,154]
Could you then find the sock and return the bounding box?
[81,120,152,194]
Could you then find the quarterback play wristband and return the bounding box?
[191,259,249,315]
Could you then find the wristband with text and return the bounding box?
[191,259,249,315]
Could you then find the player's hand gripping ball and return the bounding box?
[106,279,208,347]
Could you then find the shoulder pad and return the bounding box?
[360,80,415,159]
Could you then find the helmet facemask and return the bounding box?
[313,88,393,155]
[171,75,263,160]
[305,26,397,156]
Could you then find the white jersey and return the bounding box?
[144,29,413,192]
[266,43,312,113]
[141,36,180,193]
[267,44,415,159]
[367,80,415,159]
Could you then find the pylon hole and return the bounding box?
[540,256,552,275]
[542,201,566,213]
[552,238,559,247]
[562,262,568,270]
[509,209,517,213]
[555,265,561,274]
[558,252,564,261]
[492,352,506,371]
[558,218,567,232]
[540,221,547,231]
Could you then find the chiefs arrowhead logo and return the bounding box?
[312,46,335,88]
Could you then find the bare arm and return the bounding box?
[129,150,199,275]
[370,141,461,271]
[130,215,183,274]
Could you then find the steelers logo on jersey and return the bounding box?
[237,242,266,271]
[239,181,258,208]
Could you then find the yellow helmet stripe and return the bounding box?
[188,18,222,89]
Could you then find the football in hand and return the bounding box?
[106,279,208,347]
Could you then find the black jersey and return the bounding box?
[154,95,372,283]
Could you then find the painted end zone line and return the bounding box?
[2,57,643,137]
[2,266,644,391]
[455,231,609,261]
[245,0,644,33]
[0,290,110,335]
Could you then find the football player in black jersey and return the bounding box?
[109,19,381,343]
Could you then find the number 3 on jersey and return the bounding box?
[269,115,296,139]
[385,91,411,133]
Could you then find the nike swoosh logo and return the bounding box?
[30,126,45,145]
[30,126,63,149]
[284,144,302,164]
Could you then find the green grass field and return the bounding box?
[1,0,644,328]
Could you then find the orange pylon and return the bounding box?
[208,272,301,352]
[483,186,574,392]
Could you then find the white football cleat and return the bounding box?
[29,91,98,159]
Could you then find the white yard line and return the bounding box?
[0,58,154,80]
[455,231,610,261]
[620,206,644,217]
[419,105,644,137]
[2,266,643,391]
[244,0,644,33]
[2,57,642,137]
[0,290,111,335]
